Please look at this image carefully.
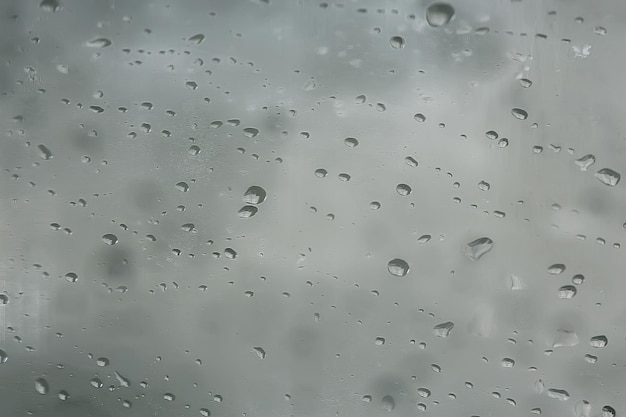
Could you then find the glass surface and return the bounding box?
[0,0,624,416]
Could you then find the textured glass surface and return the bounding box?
[1,0,625,416]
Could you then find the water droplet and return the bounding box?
[243,128,259,138]
[224,248,237,259]
[478,181,490,191]
[584,354,598,363]
[188,33,206,44]
[546,389,569,401]
[253,346,266,359]
[557,285,577,299]
[362,395,372,402]
[186,81,198,90]
[189,145,201,155]
[338,173,351,182]
[65,272,78,283]
[38,144,53,160]
[418,234,431,243]
[164,393,176,401]
[433,322,454,337]
[405,156,418,167]
[417,403,427,411]
[86,38,112,48]
[243,186,267,204]
[595,168,621,186]
[590,335,608,348]
[375,337,386,345]
[238,206,258,218]
[519,78,533,88]
[552,329,579,348]
[370,201,381,210]
[575,154,595,171]
[90,377,103,388]
[426,3,455,27]
[388,258,410,277]
[96,357,109,366]
[414,113,426,122]
[485,130,498,140]
[547,264,565,275]
[417,388,431,398]
[356,95,366,104]
[594,26,608,36]
[344,137,359,147]
[396,184,412,196]
[465,237,494,261]
[575,400,592,417]
[35,378,49,395]
[501,358,515,367]
[176,182,190,192]
[511,108,528,120]
[200,408,211,416]
[315,169,328,178]
[102,234,118,246]
[40,0,61,12]
[0,349,8,364]
[389,36,405,49]
[58,390,70,401]
[381,395,395,411]
[114,371,131,388]
[602,406,616,417]
[123,399,132,408]
[572,274,585,285]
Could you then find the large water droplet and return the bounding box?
[238,206,258,218]
[546,389,569,401]
[243,186,267,204]
[35,378,49,394]
[465,237,494,261]
[389,36,405,49]
[590,335,608,348]
[426,3,455,27]
[396,184,412,196]
[595,168,621,186]
[381,395,395,411]
[602,406,616,417]
[433,321,454,337]
[511,108,529,120]
[102,234,118,246]
[388,258,410,277]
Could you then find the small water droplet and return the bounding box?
[389,36,405,49]
[557,285,577,299]
[485,130,498,140]
[572,274,585,285]
[65,272,78,283]
[590,335,608,348]
[584,354,598,363]
[238,206,258,218]
[381,395,395,411]
[387,258,410,277]
[356,95,366,104]
[253,346,266,359]
[200,408,211,417]
[58,390,70,401]
[90,377,103,388]
[414,113,426,122]
[417,234,431,243]
[478,180,490,191]
[547,264,565,275]
[35,378,49,395]
[176,182,189,192]
[96,357,109,367]
[405,156,418,167]
[186,81,198,90]
[189,145,201,155]
[101,234,118,246]
[315,169,328,178]
[375,337,386,345]
[0,349,8,364]
[465,237,494,261]
[433,322,454,337]
[244,186,267,204]
[575,400,592,417]
[511,108,528,120]
[396,183,412,196]
[164,393,176,401]
[40,0,61,12]
[501,358,515,367]
[426,3,455,27]
[370,201,381,210]
[86,38,112,48]
[595,168,620,186]
[417,388,431,398]
[594,26,607,36]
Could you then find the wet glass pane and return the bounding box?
[0,0,624,416]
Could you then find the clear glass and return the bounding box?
[0,0,624,416]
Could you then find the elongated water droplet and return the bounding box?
[38,144,53,160]
[465,237,494,261]
[426,3,455,27]
[87,38,112,48]
[547,264,565,275]
[188,33,205,44]
[595,168,620,186]
[574,154,595,171]
[546,388,569,400]
[511,108,528,120]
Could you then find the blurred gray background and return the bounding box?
[1,0,625,416]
